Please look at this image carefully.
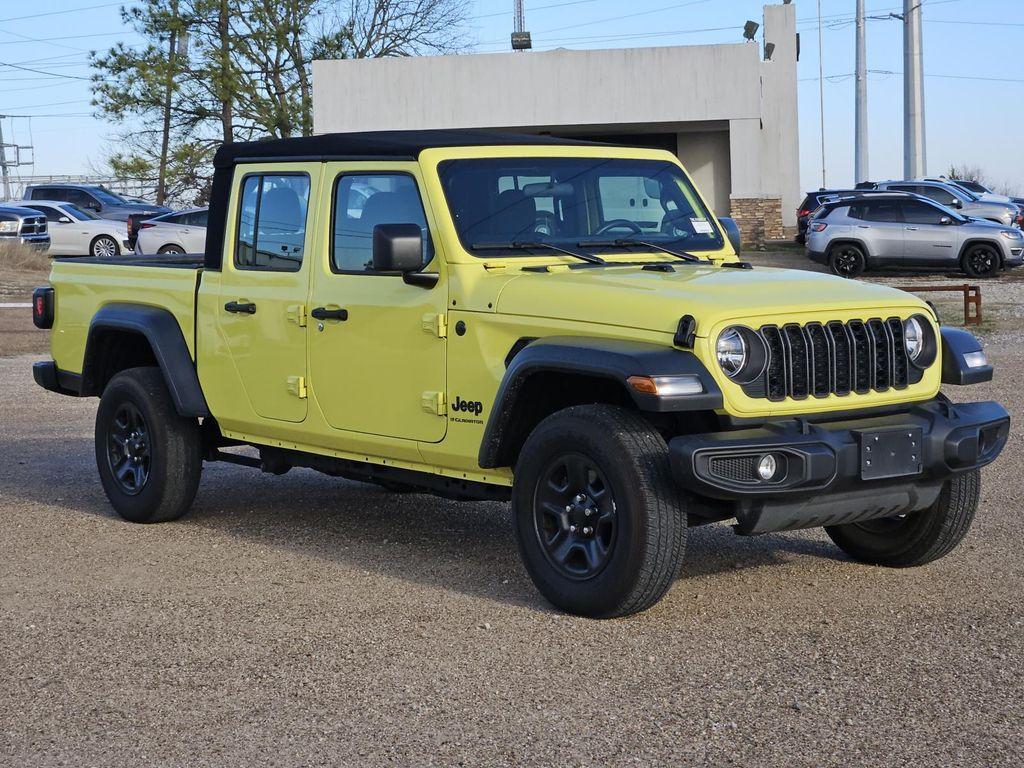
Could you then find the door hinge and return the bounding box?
[286,303,307,327]
[286,375,307,399]
[422,312,447,338]
[421,390,446,415]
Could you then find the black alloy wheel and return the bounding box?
[533,453,617,580]
[106,402,151,495]
[962,244,1000,278]
[829,244,866,278]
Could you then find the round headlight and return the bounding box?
[903,316,924,362]
[716,327,748,378]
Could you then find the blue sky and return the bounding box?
[1,0,1021,193]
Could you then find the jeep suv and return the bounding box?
[806,192,1024,278]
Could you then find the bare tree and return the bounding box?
[340,0,470,58]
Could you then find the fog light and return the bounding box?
[757,454,778,481]
[963,350,988,369]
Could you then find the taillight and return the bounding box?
[33,286,54,329]
[810,222,828,232]
[798,209,811,218]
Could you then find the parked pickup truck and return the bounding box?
[32,130,1010,617]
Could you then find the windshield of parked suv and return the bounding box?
[87,186,128,205]
[438,157,723,256]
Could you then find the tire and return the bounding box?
[158,244,186,255]
[95,367,203,523]
[824,471,979,567]
[91,234,120,259]
[828,243,867,278]
[512,404,686,618]
[961,243,1000,278]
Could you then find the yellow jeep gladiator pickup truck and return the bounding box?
[32,131,1010,617]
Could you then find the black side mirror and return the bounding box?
[953,199,963,209]
[373,223,423,272]
[718,217,742,254]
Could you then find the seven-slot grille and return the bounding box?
[747,317,912,401]
[19,216,47,236]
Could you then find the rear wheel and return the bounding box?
[158,244,186,255]
[824,471,979,567]
[91,234,120,258]
[512,405,686,618]
[95,367,202,523]
[961,244,1000,278]
[828,243,867,278]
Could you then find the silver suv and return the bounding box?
[805,192,1024,278]
[871,180,1019,228]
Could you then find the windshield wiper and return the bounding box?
[472,241,606,265]
[577,237,704,263]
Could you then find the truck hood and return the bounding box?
[495,264,926,336]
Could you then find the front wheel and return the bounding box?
[512,405,686,618]
[95,367,203,523]
[91,234,120,258]
[828,243,867,278]
[961,244,1000,278]
[824,471,979,567]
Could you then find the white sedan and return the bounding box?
[16,200,130,257]
[135,207,208,254]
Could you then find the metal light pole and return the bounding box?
[854,0,869,183]
[0,117,10,201]
[816,0,826,188]
[903,0,926,178]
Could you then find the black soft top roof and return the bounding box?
[212,129,602,168]
[205,130,606,269]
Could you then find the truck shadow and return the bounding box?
[0,435,845,611]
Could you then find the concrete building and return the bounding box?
[312,3,799,244]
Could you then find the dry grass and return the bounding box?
[0,240,51,275]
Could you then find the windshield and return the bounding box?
[87,186,128,205]
[63,203,99,221]
[438,157,723,256]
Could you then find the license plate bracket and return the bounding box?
[858,427,924,480]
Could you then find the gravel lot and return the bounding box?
[1,257,1023,766]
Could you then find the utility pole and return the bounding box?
[0,117,10,201]
[511,0,532,51]
[816,0,826,188]
[854,0,869,183]
[903,0,926,178]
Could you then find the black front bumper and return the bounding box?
[669,398,1009,534]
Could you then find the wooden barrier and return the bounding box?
[895,284,981,326]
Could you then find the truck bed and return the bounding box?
[49,256,203,375]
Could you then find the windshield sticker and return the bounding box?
[691,219,714,234]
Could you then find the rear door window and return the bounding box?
[234,173,310,272]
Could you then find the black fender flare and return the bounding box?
[477,336,723,469]
[83,303,210,417]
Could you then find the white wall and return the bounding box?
[312,3,800,228]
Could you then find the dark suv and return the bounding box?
[24,184,169,222]
[796,189,863,243]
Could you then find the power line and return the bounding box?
[0,2,125,24]
[472,0,604,21]
[0,60,92,80]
